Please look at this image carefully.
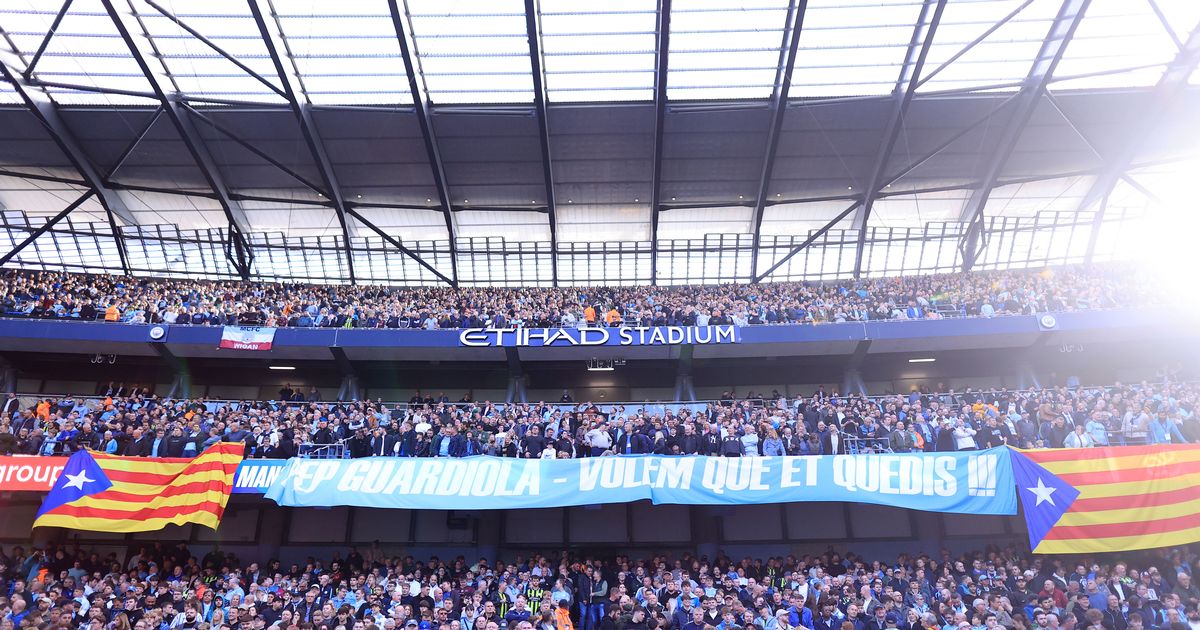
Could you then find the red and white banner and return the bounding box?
[219,326,276,351]
[0,456,66,491]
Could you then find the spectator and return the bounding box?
[1063,425,1095,448]
[2,379,1194,460]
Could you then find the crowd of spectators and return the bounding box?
[2,541,1199,630]
[0,378,1193,459]
[0,265,1146,329]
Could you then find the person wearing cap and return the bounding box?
[865,604,893,630]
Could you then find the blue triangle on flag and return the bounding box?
[1008,448,1080,550]
[37,450,113,519]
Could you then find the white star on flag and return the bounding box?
[62,470,94,490]
[1026,478,1056,507]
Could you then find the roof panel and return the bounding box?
[916,0,1064,94]
[540,0,657,102]
[135,2,287,103]
[549,104,654,206]
[666,0,790,100]
[660,106,769,202]
[790,0,926,98]
[1,0,155,104]
[1154,0,1200,44]
[406,0,534,104]
[1053,0,1181,90]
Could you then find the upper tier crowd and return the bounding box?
[1,378,1194,459]
[0,265,1146,329]
[2,541,1199,630]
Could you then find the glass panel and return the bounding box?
[1154,0,1200,46]
[1052,0,1181,90]
[136,0,287,102]
[869,189,972,227]
[455,210,552,241]
[791,0,926,98]
[658,205,750,239]
[759,200,856,235]
[755,230,857,281]
[667,0,790,100]
[273,0,414,105]
[557,204,651,242]
[406,0,534,104]
[984,175,1094,217]
[916,0,1063,94]
[558,241,652,285]
[1,0,157,104]
[540,0,657,102]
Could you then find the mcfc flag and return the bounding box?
[219,326,276,351]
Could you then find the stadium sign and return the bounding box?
[0,456,67,491]
[0,456,282,494]
[458,325,740,347]
[231,459,287,494]
[265,449,1017,514]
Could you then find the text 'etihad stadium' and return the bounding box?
[457,325,740,347]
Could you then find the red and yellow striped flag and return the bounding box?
[1022,444,1200,554]
[34,442,243,532]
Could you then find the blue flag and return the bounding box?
[36,450,112,519]
[1008,448,1079,550]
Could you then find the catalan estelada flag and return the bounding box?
[1021,444,1200,554]
[34,442,243,532]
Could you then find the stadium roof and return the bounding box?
[0,0,1198,286]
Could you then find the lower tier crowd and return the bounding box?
[1,542,1197,630]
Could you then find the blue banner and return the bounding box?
[457,325,740,347]
[263,449,1016,514]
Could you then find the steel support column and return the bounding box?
[0,58,133,274]
[247,0,359,283]
[1079,20,1200,262]
[505,347,527,403]
[523,0,560,285]
[387,0,460,286]
[647,0,672,285]
[956,0,1092,272]
[851,0,947,278]
[100,0,256,279]
[748,0,809,281]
